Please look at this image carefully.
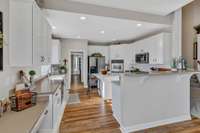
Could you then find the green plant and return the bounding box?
[29,70,36,76]
[60,65,67,73]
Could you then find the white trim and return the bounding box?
[119,115,191,133]
[68,49,88,88]
[113,113,121,125]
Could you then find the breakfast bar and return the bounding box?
[93,73,120,100]
[112,71,199,133]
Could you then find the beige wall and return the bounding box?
[182,0,200,68]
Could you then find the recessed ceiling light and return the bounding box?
[80,16,87,20]
[52,26,56,29]
[100,30,105,34]
[137,23,142,27]
[77,35,81,39]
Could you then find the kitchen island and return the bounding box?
[112,71,199,133]
[93,73,120,100]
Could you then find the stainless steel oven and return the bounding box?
[135,53,149,64]
[111,60,124,73]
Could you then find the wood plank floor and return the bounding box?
[60,85,121,133]
[60,85,200,133]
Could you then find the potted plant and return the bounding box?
[59,65,67,74]
[29,70,36,86]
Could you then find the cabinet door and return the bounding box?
[39,95,53,129]
[38,14,46,65]
[46,23,52,64]
[9,0,33,66]
[32,1,40,66]
[53,88,62,128]
[148,34,163,64]
[51,40,61,64]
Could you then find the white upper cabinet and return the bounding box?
[133,32,172,65]
[51,39,61,64]
[9,0,33,66]
[9,0,52,67]
[109,32,172,69]
[110,44,133,70]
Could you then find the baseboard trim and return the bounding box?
[119,115,191,133]
[113,113,121,125]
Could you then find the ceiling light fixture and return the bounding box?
[100,30,105,34]
[137,23,142,27]
[77,35,81,39]
[80,16,87,20]
[52,26,56,29]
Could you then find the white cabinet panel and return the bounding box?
[53,88,61,128]
[9,0,52,67]
[133,33,172,65]
[39,96,53,129]
[9,0,33,66]
[110,33,172,69]
[51,39,61,64]
[112,82,121,123]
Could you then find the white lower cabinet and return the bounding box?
[53,88,62,129]
[38,96,53,132]
[38,89,62,133]
[112,82,121,123]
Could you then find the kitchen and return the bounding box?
[1,0,200,133]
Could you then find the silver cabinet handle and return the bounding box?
[44,110,48,115]
[40,56,45,62]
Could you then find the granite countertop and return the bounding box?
[123,70,199,77]
[0,96,49,133]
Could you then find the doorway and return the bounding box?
[70,52,83,88]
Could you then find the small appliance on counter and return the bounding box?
[10,90,37,112]
[51,64,61,75]
[172,57,187,70]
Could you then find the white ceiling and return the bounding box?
[70,0,194,16]
[45,9,170,43]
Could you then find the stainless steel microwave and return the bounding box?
[135,53,149,64]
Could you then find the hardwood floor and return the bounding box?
[60,85,121,133]
[135,118,200,133]
[60,85,200,133]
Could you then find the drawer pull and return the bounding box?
[44,110,48,115]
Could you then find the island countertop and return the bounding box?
[0,96,49,133]
[33,74,66,95]
[122,70,199,77]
